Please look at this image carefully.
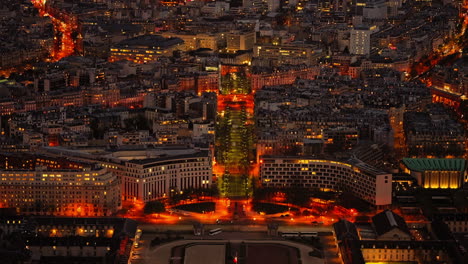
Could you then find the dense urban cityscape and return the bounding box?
[0,0,468,263]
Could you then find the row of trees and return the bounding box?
[253,187,338,207]
[143,186,219,214]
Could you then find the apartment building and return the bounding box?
[0,154,121,216]
[123,151,212,201]
[260,156,392,206]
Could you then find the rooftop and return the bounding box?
[402,158,466,172]
[115,35,184,49]
[372,210,410,237]
[127,150,209,167]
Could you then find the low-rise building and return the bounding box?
[433,213,468,233]
[0,216,137,263]
[335,210,462,264]
[253,43,321,66]
[371,210,412,240]
[403,105,466,157]
[161,32,222,51]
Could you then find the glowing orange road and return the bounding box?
[462,0,468,35]
[412,3,468,77]
[217,94,255,115]
[115,194,364,227]
[31,0,80,61]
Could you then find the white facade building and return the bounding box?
[0,166,120,216]
[260,156,392,206]
[123,151,212,201]
[350,25,378,56]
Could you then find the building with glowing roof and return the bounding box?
[402,158,466,189]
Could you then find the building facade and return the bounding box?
[161,32,221,51]
[259,156,392,206]
[360,241,451,263]
[109,35,184,64]
[227,31,256,51]
[402,158,466,189]
[0,165,121,216]
[123,151,212,202]
[350,25,377,56]
[253,43,321,66]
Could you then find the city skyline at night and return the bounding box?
[0,0,468,263]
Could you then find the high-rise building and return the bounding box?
[227,31,256,52]
[350,25,378,56]
[265,0,280,12]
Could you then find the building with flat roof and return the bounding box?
[433,213,468,233]
[350,25,378,56]
[37,146,214,202]
[259,156,392,206]
[0,153,121,216]
[160,32,222,51]
[123,150,212,201]
[227,31,255,51]
[402,158,466,189]
[110,35,184,64]
[253,43,322,66]
[0,216,137,263]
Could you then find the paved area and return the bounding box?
[184,244,225,264]
[144,238,324,264]
[139,223,333,233]
[245,243,298,264]
[132,225,336,264]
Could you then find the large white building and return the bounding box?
[259,156,392,206]
[38,147,214,203]
[123,151,212,201]
[227,31,256,52]
[350,25,378,56]
[0,163,121,216]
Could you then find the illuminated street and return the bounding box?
[31,0,80,61]
[410,0,468,79]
